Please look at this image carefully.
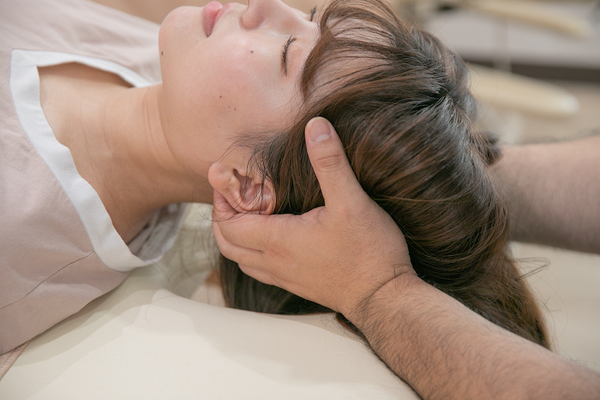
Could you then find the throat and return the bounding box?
[38,63,154,243]
[38,62,132,145]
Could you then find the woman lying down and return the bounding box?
[0,0,547,372]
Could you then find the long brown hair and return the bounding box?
[219,0,549,348]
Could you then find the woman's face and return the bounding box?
[158,0,319,177]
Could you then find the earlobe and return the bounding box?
[208,162,275,214]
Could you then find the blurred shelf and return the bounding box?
[426,1,600,82]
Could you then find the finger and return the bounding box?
[213,189,276,251]
[237,264,278,287]
[238,265,307,304]
[239,263,320,308]
[212,217,266,268]
[217,209,297,254]
[212,189,239,223]
[305,117,368,209]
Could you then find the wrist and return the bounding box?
[344,272,424,332]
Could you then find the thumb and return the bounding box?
[305,117,366,208]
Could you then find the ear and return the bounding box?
[208,162,275,214]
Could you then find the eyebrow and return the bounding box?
[281,36,296,76]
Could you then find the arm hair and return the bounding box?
[351,274,600,400]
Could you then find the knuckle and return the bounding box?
[236,253,253,267]
[315,152,346,172]
[263,229,277,253]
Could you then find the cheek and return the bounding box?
[202,40,285,127]
[161,33,298,138]
[212,39,277,96]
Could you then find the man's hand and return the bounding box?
[213,119,600,400]
[211,117,415,321]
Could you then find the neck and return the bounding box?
[40,65,213,242]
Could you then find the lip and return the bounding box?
[202,1,223,37]
[213,3,234,30]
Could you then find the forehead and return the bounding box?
[298,16,393,102]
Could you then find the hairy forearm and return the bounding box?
[349,274,600,400]
[494,135,600,254]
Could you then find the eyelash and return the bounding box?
[281,8,317,76]
[281,35,296,76]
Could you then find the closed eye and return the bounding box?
[309,6,317,22]
[281,35,296,76]
[281,8,317,76]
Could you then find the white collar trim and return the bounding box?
[10,49,175,272]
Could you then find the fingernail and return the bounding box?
[308,117,332,143]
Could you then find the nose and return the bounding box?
[242,0,303,31]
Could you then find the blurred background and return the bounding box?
[400,0,600,143]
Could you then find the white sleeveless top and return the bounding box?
[0,0,186,356]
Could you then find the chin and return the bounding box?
[159,6,203,52]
